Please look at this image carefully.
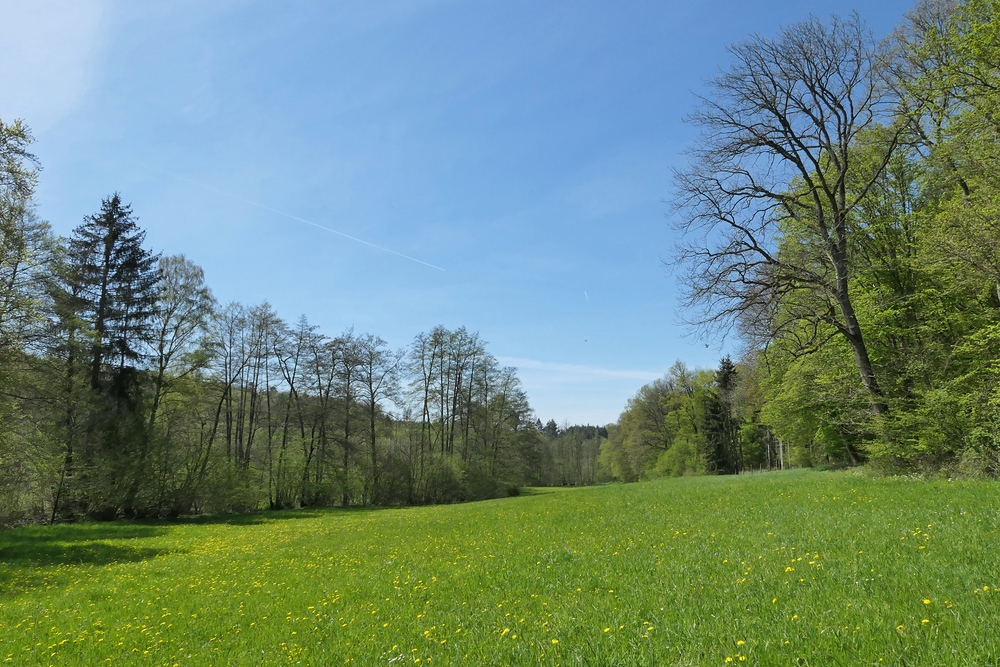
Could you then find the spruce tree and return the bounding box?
[68,194,160,400]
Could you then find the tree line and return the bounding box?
[6,0,996,520]
[603,0,1000,481]
[0,123,603,526]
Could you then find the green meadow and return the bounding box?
[2,470,999,666]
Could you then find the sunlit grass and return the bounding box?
[2,470,999,665]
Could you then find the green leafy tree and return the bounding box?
[0,118,56,525]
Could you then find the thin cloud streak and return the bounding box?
[498,356,661,382]
[152,168,446,271]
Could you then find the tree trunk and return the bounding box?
[835,278,889,416]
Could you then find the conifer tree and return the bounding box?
[68,194,160,400]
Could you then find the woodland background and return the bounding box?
[1,0,999,526]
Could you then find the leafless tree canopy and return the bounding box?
[671,13,900,407]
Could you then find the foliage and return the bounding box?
[0,121,556,523]
[664,2,1000,475]
[601,360,756,481]
[6,1,1000,525]
[533,422,609,486]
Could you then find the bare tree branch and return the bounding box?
[670,12,900,413]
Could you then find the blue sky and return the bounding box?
[3,0,914,425]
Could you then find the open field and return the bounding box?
[2,470,999,666]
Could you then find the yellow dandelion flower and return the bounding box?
[551,639,559,644]
[923,599,931,605]
[736,640,745,646]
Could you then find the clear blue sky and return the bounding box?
[3,0,914,425]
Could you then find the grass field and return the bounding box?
[2,470,999,666]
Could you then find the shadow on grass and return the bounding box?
[168,504,381,527]
[0,504,411,599]
[0,523,168,566]
[516,485,597,496]
[516,487,557,496]
[0,507,349,569]
[0,523,172,598]
[0,493,544,595]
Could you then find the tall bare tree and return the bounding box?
[147,255,215,438]
[356,333,402,504]
[673,13,900,414]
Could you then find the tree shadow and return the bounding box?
[515,487,561,496]
[0,523,167,563]
[0,506,397,599]
[0,522,173,597]
[165,505,381,527]
[172,507,340,526]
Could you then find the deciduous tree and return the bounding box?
[673,13,899,415]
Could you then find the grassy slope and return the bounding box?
[1,470,999,666]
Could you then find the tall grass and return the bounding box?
[1,470,998,665]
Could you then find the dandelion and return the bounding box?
[551,639,558,644]
[736,640,745,646]
[923,599,931,605]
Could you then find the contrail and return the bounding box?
[584,290,589,304]
[152,169,445,271]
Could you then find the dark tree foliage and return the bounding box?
[67,194,160,400]
[701,356,741,474]
[44,194,162,519]
[535,424,608,486]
